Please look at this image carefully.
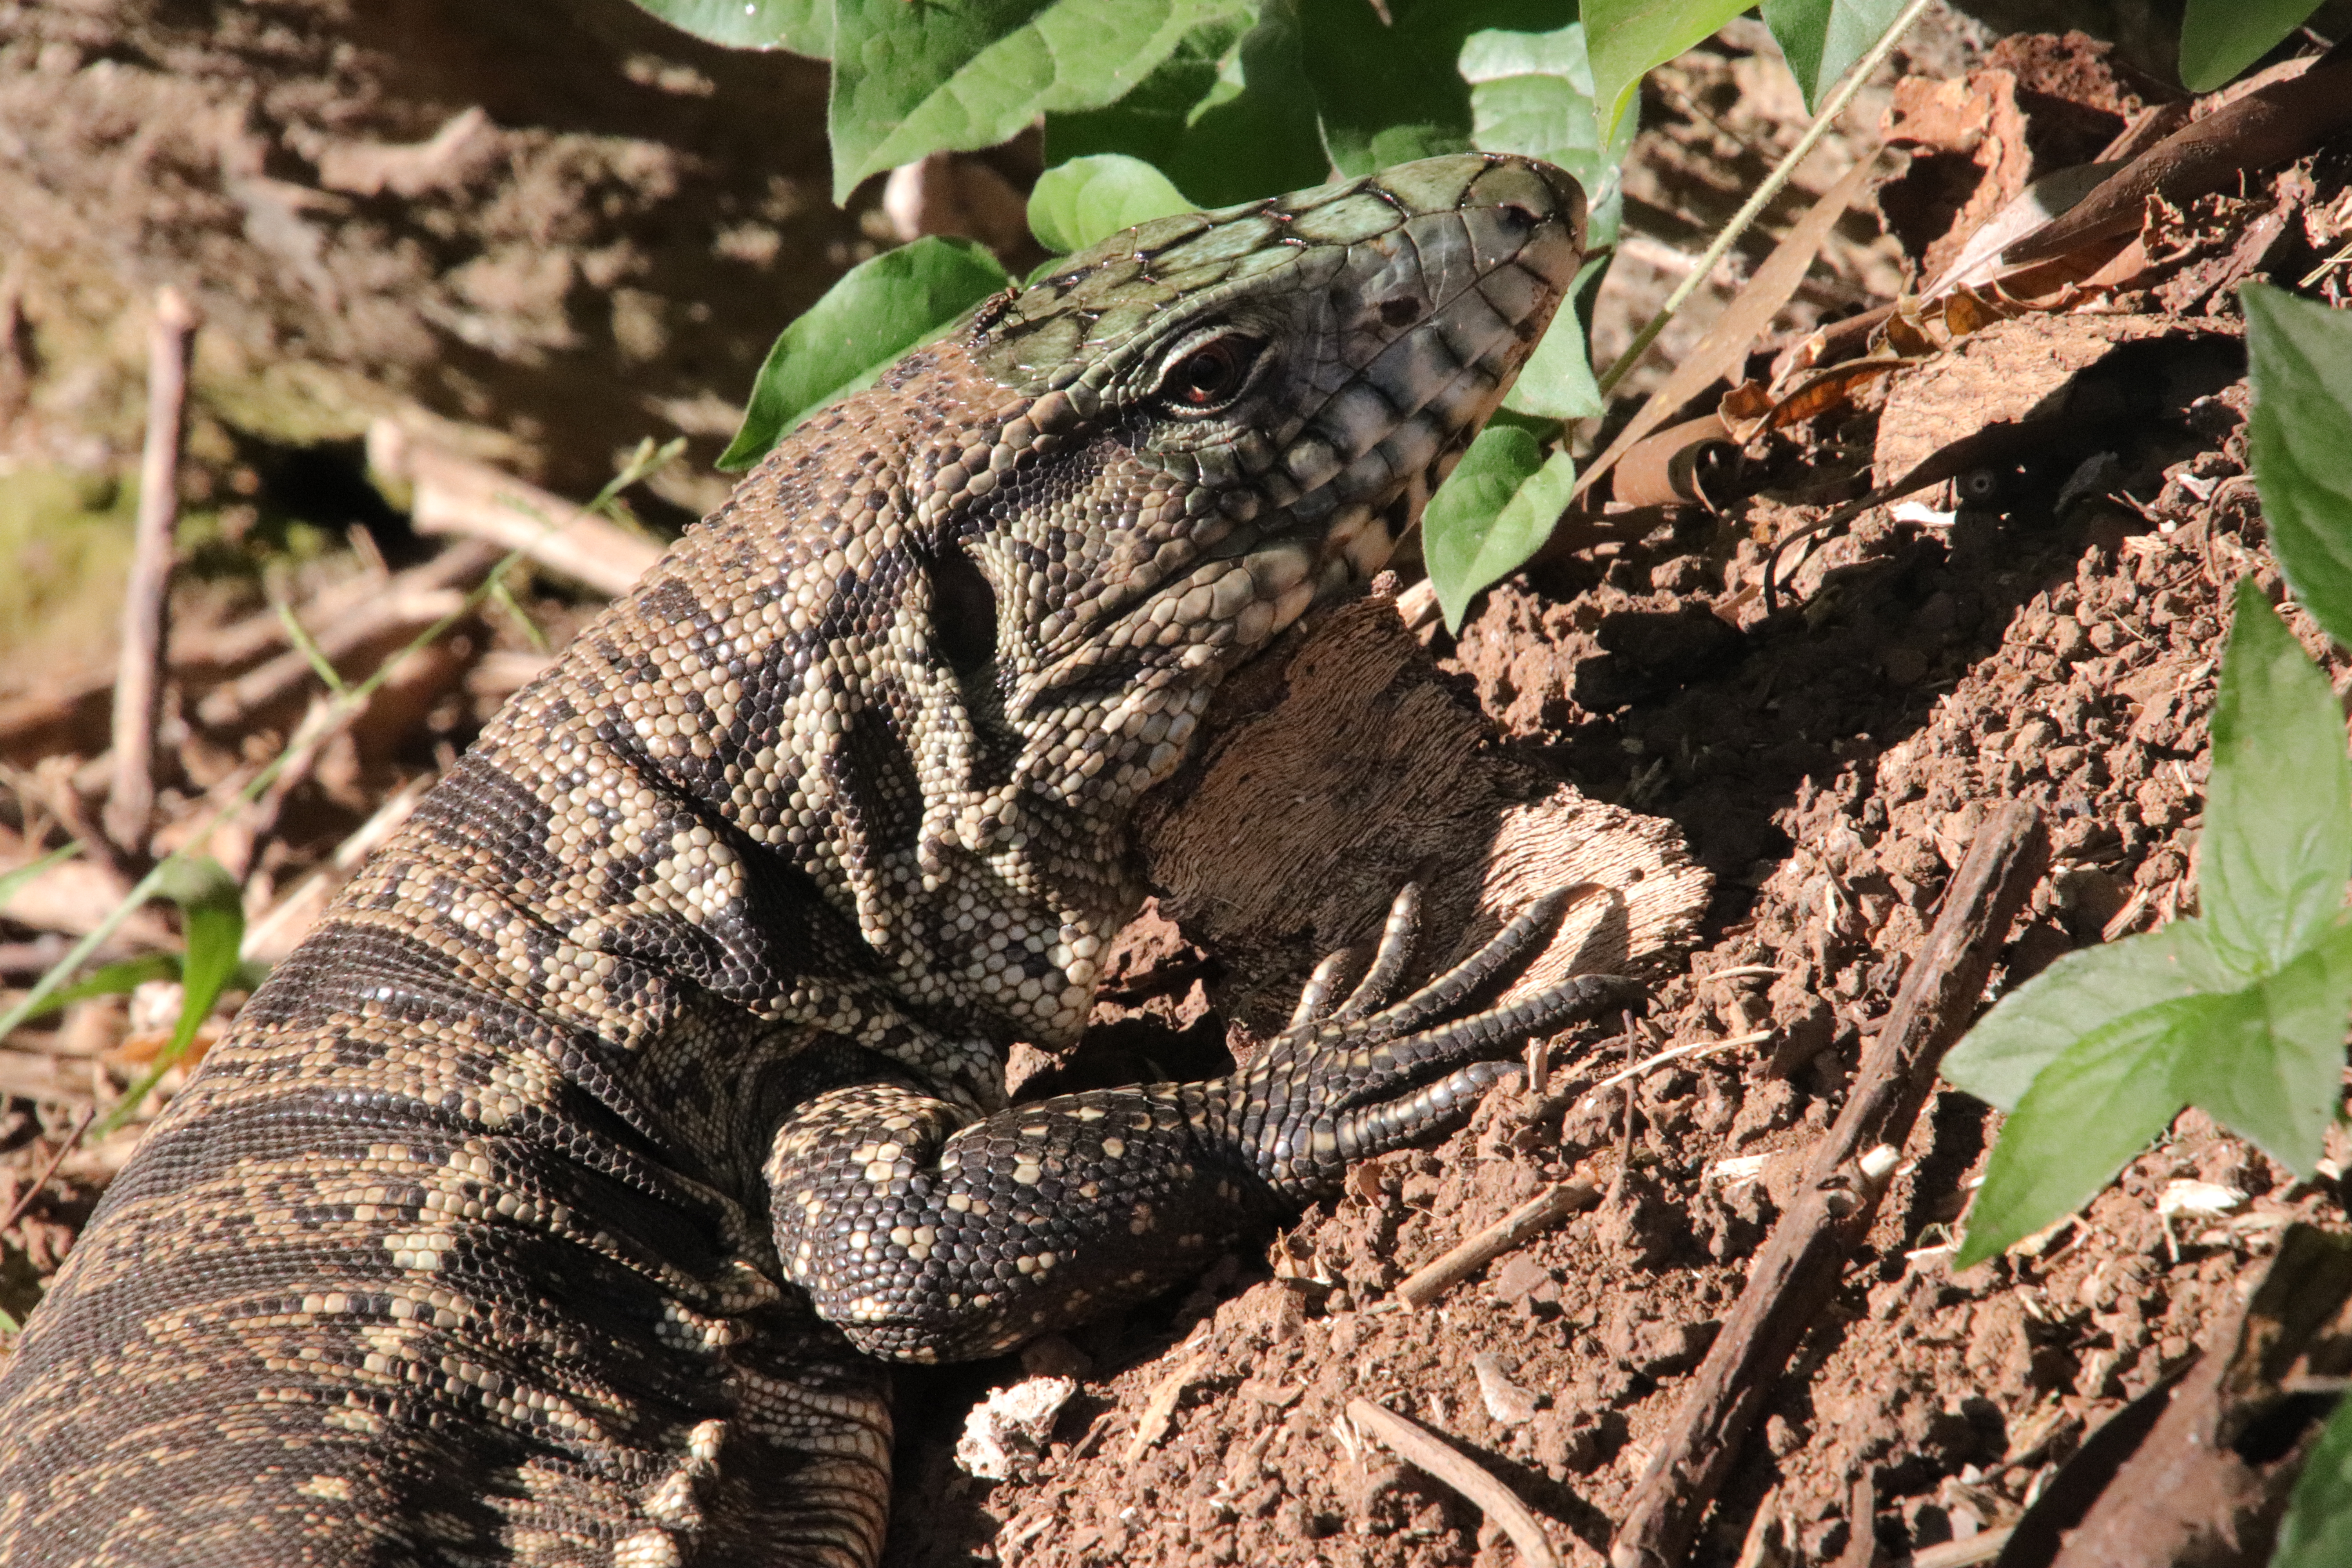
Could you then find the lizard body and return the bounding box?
[0,154,1601,1566]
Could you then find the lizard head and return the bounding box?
[945,153,1586,814]
[709,156,1583,1054]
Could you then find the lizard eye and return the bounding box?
[1157,334,1264,414]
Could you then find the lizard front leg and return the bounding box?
[768,891,1640,1362]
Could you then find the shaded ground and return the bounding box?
[0,0,868,561]
[2,9,2348,1568]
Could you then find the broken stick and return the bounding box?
[102,287,200,860]
[367,420,661,598]
[1608,801,2047,1568]
[1346,1397,1560,1568]
[194,541,503,730]
[1394,1177,1601,1309]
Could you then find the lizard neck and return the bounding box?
[527,347,1153,1063]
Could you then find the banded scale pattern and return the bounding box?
[0,155,1612,1567]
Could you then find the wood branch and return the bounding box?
[1911,1525,2012,1567]
[1796,800,2047,1182]
[1832,1472,1878,1568]
[1609,801,2048,1568]
[1394,1177,1602,1308]
[368,419,662,598]
[1345,1397,1561,1568]
[2030,1224,2352,1568]
[0,852,174,948]
[0,568,391,759]
[193,542,501,731]
[0,1107,93,1233]
[102,287,200,860]
[1138,593,1711,1038]
[1121,1347,1208,1465]
[0,936,75,982]
[0,1050,99,1109]
[0,256,27,420]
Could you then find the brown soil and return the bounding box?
[2,12,2349,1568]
[0,0,870,513]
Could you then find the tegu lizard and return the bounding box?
[0,153,1619,1566]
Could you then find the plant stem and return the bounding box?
[1593,0,1933,398]
[103,288,200,858]
[0,439,691,1059]
[0,552,527,1049]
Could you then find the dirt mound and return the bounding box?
[1,0,863,509]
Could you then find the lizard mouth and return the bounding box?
[1300,407,1490,608]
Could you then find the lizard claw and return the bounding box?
[1231,887,1641,1198]
[1285,882,1422,1029]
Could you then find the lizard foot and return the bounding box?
[1230,885,1641,1200]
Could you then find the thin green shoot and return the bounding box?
[273,599,349,696]
[592,437,688,524]
[0,843,82,912]
[1592,0,1931,397]
[488,575,553,655]
[28,439,691,1131]
[0,548,529,1066]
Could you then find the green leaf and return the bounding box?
[1951,916,2352,1265]
[719,237,1010,471]
[1423,426,1577,634]
[1759,0,1905,111]
[1043,1,1329,207]
[20,955,181,1019]
[1503,250,1610,422]
[2178,0,2322,91]
[2202,580,2352,976]
[1954,994,2206,1266]
[1584,0,1748,145]
[1459,22,1634,247]
[2276,1389,2352,1568]
[151,857,243,1060]
[2171,920,2352,1180]
[1297,0,1571,178]
[624,0,832,55]
[94,857,250,1137]
[1029,155,1193,253]
[1942,918,2236,1111]
[2244,282,2352,650]
[828,0,1244,204]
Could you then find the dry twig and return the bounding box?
[1122,1343,1209,1464]
[1394,1178,1601,1309]
[194,542,503,730]
[102,287,200,860]
[0,1107,95,1234]
[1570,1027,1772,1114]
[1345,1397,1560,1568]
[241,774,432,963]
[1609,802,2048,1568]
[368,421,661,598]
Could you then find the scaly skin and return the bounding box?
[0,154,1602,1567]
